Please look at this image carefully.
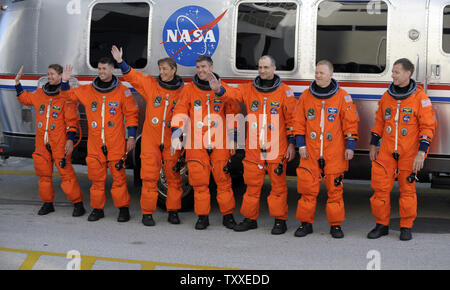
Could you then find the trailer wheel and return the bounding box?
[431,173,450,189]
[157,165,194,211]
[132,137,193,211]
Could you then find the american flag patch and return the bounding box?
[421,99,431,107]
[124,90,132,97]
[286,90,294,97]
[344,95,352,103]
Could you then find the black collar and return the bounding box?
[309,78,339,99]
[388,79,417,100]
[158,75,184,90]
[193,73,220,91]
[253,74,282,93]
[92,75,119,93]
[42,82,61,96]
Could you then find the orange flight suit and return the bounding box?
[171,75,238,217]
[122,67,184,214]
[16,83,83,204]
[370,82,436,228]
[62,77,139,210]
[226,75,297,221]
[293,80,359,226]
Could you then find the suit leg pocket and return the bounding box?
[86,155,107,182]
[32,152,52,177]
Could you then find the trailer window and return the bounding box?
[316,1,387,74]
[235,2,297,71]
[90,3,149,69]
[443,6,450,53]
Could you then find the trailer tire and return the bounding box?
[157,165,194,212]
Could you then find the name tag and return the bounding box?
[270,101,280,108]
[327,108,338,114]
[402,108,413,114]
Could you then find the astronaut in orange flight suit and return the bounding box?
[293,60,359,239]
[111,45,185,226]
[367,58,436,241]
[14,64,85,217]
[61,58,139,223]
[224,55,297,235]
[171,55,238,230]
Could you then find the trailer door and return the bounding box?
[426,0,450,155]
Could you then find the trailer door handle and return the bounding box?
[431,64,441,78]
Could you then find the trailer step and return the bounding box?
[431,175,450,189]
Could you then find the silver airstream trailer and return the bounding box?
[1,0,449,209]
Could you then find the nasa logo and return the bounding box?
[403,115,410,123]
[162,6,227,67]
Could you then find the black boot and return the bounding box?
[38,202,55,215]
[87,209,104,222]
[72,202,86,217]
[168,211,180,224]
[233,218,257,232]
[400,227,412,241]
[222,214,236,229]
[330,225,344,239]
[195,215,209,230]
[142,214,155,226]
[294,222,313,237]
[117,207,130,222]
[271,219,287,235]
[367,224,389,239]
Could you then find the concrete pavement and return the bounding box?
[1,157,449,270]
